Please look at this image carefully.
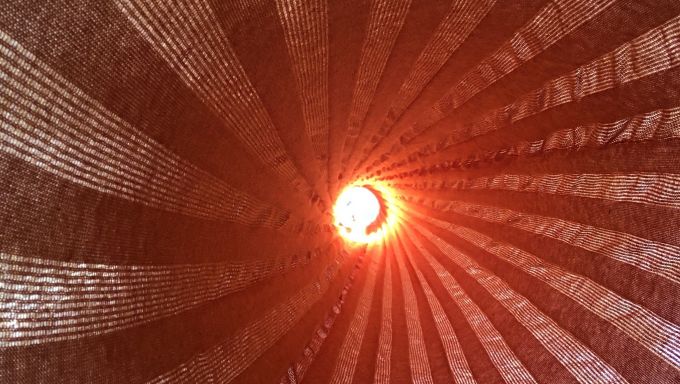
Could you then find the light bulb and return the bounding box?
[334,186,382,243]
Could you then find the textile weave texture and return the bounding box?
[1,0,679,383]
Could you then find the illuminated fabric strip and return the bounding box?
[341,0,411,165]
[378,19,680,176]
[149,282,319,383]
[148,250,348,384]
[406,223,629,384]
[0,31,294,229]
[361,0,496,162]
[220,0,268,32]
[115,0,310,191]
[438,14,680,148]
[451,107,680,172]
[0,248,322,346]
[380,106,680,183]
[374,242,393,384]
[329,246,382,384]
[468,173,680,209]
[502,108,680,156]
[276,0,330,160]
[402,0,617,141]
[398,231,537,384]
[400,232,477,384]
[281,247,362,384]
[419,199,680,284]
[419,215,680,369]
[393,239,434,384]
[396,173,680,210]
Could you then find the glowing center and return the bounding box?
[334,186,381,243]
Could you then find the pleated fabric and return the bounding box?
[0,1,679,383]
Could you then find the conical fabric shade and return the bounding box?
[1,1,679,383]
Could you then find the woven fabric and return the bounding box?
[1,1,679,383]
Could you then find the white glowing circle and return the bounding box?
[334,186,381,243]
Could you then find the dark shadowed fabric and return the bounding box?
[1,1,679,383]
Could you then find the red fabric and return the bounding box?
[1,1,679,383]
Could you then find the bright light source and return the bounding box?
[334,186,382,243]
